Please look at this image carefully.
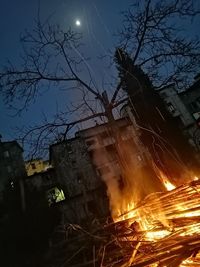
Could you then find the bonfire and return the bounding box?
[110,177,200,267]
[47,169,200,267]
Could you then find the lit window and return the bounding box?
[47,187,65,206]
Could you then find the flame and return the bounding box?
[180,252,200,266]
[154,166,176,191]
[112,171,200,266]
[163,179,176,191]
[88,129,200,265]
[193,176,199,181]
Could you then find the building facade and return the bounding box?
[179,75,200,150]
[0,141,26,201]
[25,158,50,176]
[77,118,147,187]
[158,79,200,151]
[25,167,65,206]
[50,137,109,224]
[48,117,156,223]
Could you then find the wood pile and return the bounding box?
[45,180,200,267]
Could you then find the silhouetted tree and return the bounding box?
[115,48,198,180]
[0,0,199,158]
[119,0,200,89]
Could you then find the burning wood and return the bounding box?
[47,179,200,267]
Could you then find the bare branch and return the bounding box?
[19,111,106,158]
[0,19,101,113]
[119,0,200,88]
[110,81,123,105]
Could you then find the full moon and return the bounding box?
[75,20,81,27]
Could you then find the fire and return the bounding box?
[162,179,176,191]
[112,171,200,266]
[153,165,176,191]
[180,252,200,266]
[193,176,199,181]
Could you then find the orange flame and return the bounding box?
[112,169,200,266]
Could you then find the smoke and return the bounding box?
[90,130,165,220]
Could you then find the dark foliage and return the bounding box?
[115,48,199,179]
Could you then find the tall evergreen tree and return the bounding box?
[115,48,198,181]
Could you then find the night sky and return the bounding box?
[0,0,132,141]
[0,0,200,146]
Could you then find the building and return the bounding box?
[180,74,200,118]
[49,117,167,223]
[77,118,147,186]
[25,167,65,206]
[0,140,26,201]
[25,158,50,176]
[158,84,194,128]
[50,136,109,224]
[179,75,200,150]
[158,78,200,151]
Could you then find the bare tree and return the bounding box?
[0,18,127,157]
[119,0,200,89]
[114,0,200,177]
[0,0,200,157]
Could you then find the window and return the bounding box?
[47,187,65,206]
[88,150,94,159]
[86,139,95,146]
[174,116,184,128]
[4,151,9,158]
[7,165,12,173]
[167,102,175,113]
[71,160,76,166]
[67,147,73,154]
[0,192,3,201]
[45,174,51,181]
[97,166,110,176]
[190,102,198,112]
[87,200,96,214]
[100,132,109,139]
[77,173,83,184]
[64,144,72,154]
[160,92,167,98]
[197,97,200,106]
[31,163,36,170]
[106,145,117,160]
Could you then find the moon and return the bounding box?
[75,19,81,27]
